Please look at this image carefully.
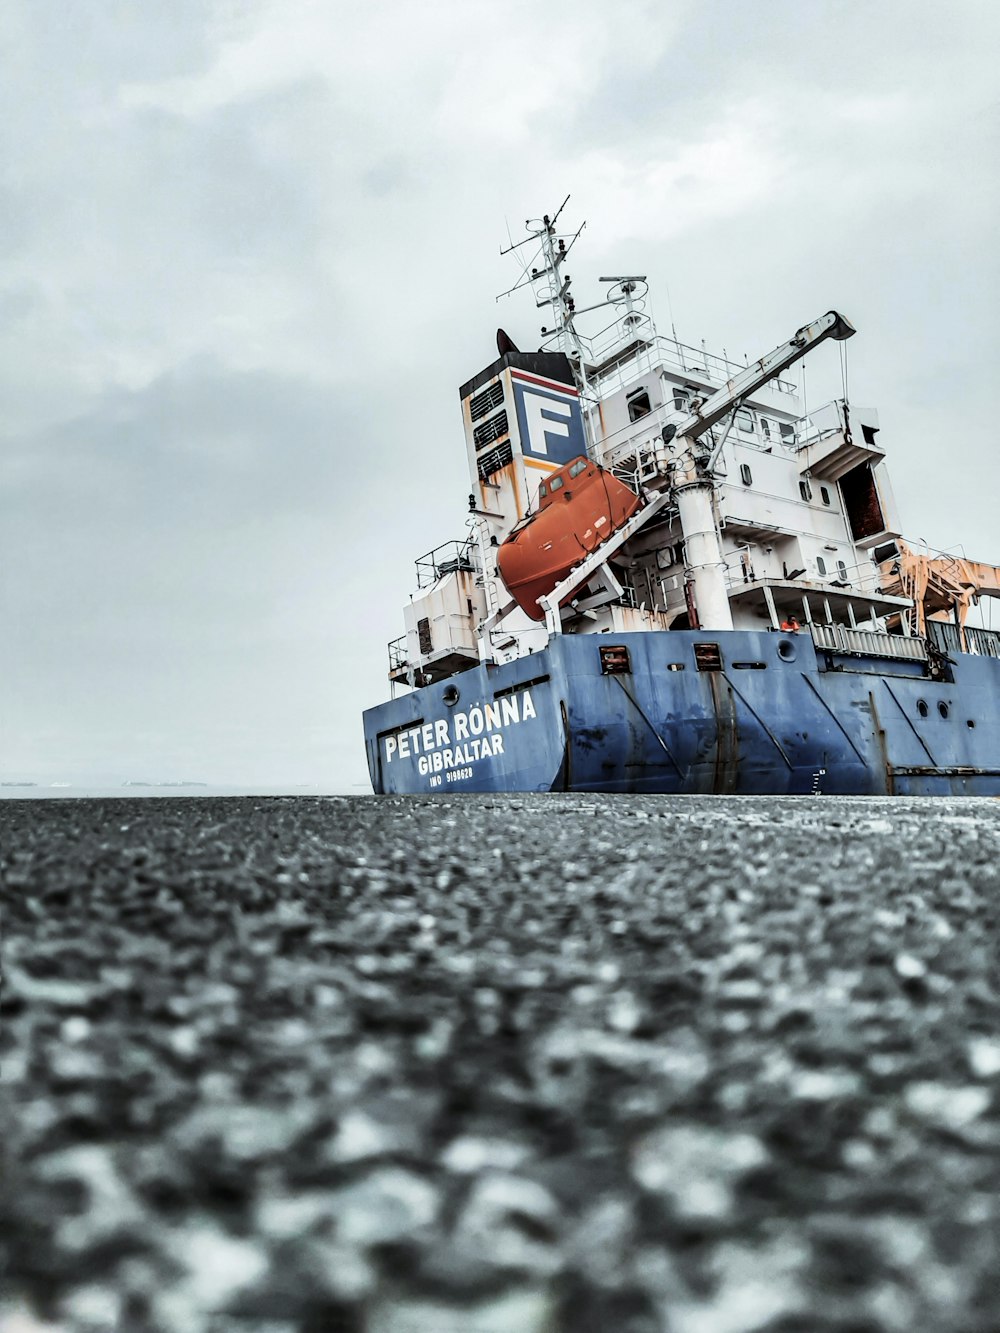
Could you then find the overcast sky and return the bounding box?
[2,0,997,790]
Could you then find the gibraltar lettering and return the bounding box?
[382,690,537,777]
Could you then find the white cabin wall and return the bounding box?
[402,569,483,669]
[592,357,805,473]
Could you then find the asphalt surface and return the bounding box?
[2,793,999,1333]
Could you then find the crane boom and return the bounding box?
[670,310,855,449]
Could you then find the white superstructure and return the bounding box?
[389,204,906,690]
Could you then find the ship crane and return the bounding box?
[881,541,1000,639]
[536,310,855,634]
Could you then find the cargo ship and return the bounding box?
[363,201,1000,795]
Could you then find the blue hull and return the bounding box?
[363,630,1000,796]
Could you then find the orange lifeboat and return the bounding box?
[497,456,643,621]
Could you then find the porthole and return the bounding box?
[442,685,460,706]
[967,719,975,729]
[938,701,949,719]
[776,638,797,662]
[916,699,929,718]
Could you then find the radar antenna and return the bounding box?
[598,276,650,342]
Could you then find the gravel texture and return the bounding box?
[2,793,999,1333]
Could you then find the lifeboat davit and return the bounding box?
[497,455,643,621]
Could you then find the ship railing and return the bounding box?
[596,390,805,476]
[600,413,672,482]
[647,337,797,395]
[792,400,848,450]
[926,619,1000,659]
[387,635,409,672]
[811,552,883,596]
[810,623,928,662]
[721,552,881,598]
[584,312,656,365]
[964,626,1000,658]
[415,538,475,589]
[722,544,760,585]
[584,319,797,398]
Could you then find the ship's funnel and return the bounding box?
[459,345,589,534]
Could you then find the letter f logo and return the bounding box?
[522,390,571,457]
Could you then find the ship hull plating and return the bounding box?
[364,630,1000,797]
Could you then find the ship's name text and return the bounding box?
[383,690,537,773]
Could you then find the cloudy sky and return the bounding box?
[2,0,997,790]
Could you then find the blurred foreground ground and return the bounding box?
[2,794,999,1332]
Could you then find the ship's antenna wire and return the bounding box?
[549,193,571,229]
[664,282,679,344]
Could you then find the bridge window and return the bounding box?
[740,463,753,486]
[628,390,652,422]
[799,479,813,502]
[735,408,754,433]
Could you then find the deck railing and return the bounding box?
[926,620,1000,659]
[810,623,928,662]
[387,635,408,672]
[414,539,475,589]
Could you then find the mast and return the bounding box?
[499,200,660,464]
[499,197,595,452]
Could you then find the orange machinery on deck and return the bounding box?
[496,455,644,621]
